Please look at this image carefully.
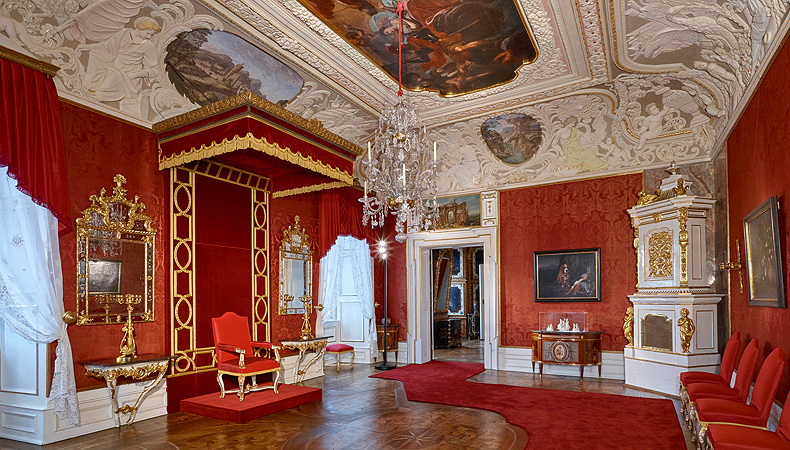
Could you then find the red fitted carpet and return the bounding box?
[372,360,686,450]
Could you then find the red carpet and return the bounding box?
[371,361,686,450]
[180,384,322,423]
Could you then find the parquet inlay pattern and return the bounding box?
[0,348,694,450]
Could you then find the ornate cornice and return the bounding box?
[0,45,59,77]
[153,92,363,155]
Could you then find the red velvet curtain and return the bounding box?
[318,187,370,258]
[0,57,71,234]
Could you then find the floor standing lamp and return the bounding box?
[375,240,396,370]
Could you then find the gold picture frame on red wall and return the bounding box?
[743,195,785,308]
[534,248,601,302]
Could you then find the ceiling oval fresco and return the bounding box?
[480,113,542,165]
[165,29,304,107]
[298,0,538,97]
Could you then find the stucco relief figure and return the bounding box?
[551,120,607,172]
[694,60,743,102]
[46,0,158,42]
[658,87,709,126]
[78,17,160,113]
[635,103,670,149]
[601,137,632,168]
[0,16,38,53]
[678,308,695,353]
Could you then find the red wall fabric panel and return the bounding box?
[58,102,166,389]
[727,34,790,401]
[270,192,320,342]
[194,175,252,351]
[499,173,641,351]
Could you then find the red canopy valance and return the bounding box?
[154,92,361,195]
[0,47,71,234]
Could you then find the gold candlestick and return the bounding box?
[99,294,143,362]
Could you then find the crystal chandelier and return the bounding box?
[360,2,438,243]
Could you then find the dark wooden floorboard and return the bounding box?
[0,342,694,449]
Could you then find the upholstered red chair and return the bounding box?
[325,343,355,372]
[212,312,281,402]
[706,389,790,450]
[681,339,760,422]
[680,332,740,390]
[693,347,786,445]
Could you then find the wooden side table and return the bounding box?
[376,324,399,362]
[81,354,171,427]
[531,330,602,380]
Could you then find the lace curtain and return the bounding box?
[0,167,79,425]
[317,236,377,350]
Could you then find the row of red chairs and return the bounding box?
[679,332,790,449]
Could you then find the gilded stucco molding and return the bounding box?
[153,92,364,156]
[272,181,349,198]
[678,206,689,286]
[159,132,354,184]
[0,46,59,77]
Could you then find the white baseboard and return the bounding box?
[497,347,625,380]
[0,379,167,445]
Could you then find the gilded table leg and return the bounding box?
[124,365,168,424]
[297,347,327,383]
[105,378,121,428]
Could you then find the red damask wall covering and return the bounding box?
[727,32,790,401]
[59,102,166,389]
[499,173,641,351]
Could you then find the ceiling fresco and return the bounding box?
[293,0,538,96]
[1,0,789,196]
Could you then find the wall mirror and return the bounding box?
[75,174,156,325]
[279,216,312,315]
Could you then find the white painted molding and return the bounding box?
[497,347,625,380]
[0,381,167,445]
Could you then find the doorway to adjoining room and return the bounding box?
[431,246,484,364]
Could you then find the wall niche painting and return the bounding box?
[165,29,304,107]
[294,0,537,96]
[481,113,543,164]
[436,194,481,229]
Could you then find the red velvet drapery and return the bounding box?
[0,57,71,234]
[318,187,375,258]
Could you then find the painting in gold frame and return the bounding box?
[744,195,785,308]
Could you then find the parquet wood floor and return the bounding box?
[0,348,695,449]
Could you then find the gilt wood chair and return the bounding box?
[681,338,760,423]
[212,312,282,402]
[706,389,790,450]
[692,347,786,447]
[325,343,355,372]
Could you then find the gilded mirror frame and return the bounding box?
[278,216,312,315]
[75,174,157,325]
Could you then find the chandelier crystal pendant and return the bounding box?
[359,2,438,243]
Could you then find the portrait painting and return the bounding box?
[744,196,785,308]
[534,248,601,302]
[166,29,304,106]
[88,259,122,295]
[295,0,537,96]
[448,283,464,315]
[481,113,543,164]
[436,194,481,229]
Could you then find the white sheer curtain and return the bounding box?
[318,236,376,350]
[0,166,79,425]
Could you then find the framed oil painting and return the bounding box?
[88,259,122,295]
[436,194,481,229]
[534,248,601,302]
[743,196,785,308]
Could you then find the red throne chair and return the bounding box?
[706,388,790,450]
[212,312,282,402]
[681,339,760,423]
[692,347,786,445]
[325,343,355,372]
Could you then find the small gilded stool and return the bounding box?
[325,343,355,372]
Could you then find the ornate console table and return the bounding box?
[279,336,331,383]
[531,330,602,380]
[81,354,171,427]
